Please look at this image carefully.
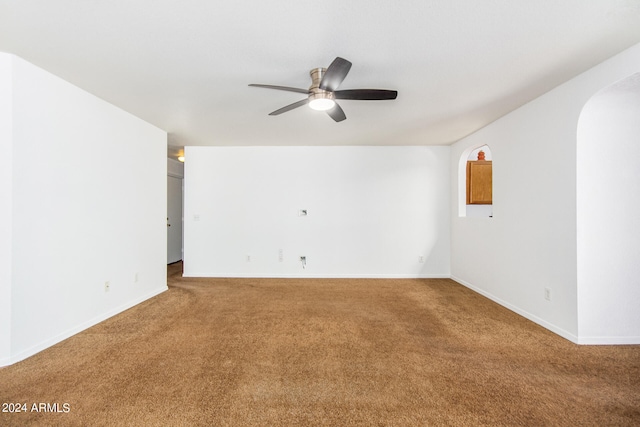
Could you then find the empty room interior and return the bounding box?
[1,1,640,425]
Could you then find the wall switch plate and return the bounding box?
[134,272,139,283]
[104,281,110,292]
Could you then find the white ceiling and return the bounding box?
[2,0,640,157]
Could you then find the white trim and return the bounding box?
[0,286,168,367]
[451,275,580,344]
[181,273,451,279]
[576,336,640,345]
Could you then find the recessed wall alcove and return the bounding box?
[457,144,492,218]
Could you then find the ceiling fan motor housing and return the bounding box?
[308,67,335,103]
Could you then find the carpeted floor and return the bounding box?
[1,262,639,426]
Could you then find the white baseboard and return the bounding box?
[1,286,168,367]
[576,336,640,345]
[182,272,451,279]
[450,275,580,344]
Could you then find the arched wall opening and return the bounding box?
[457,144,492,218]
[576,72,640,344]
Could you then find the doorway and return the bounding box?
[167,174,183,264]
[576,72,640,342]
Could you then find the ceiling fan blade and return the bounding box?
[319,57,352,92]
[249,84,309,94]
[269,98,309,115]
[326,103,346,122]
[334,89,398,100]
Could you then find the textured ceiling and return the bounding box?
[2,0,640,157]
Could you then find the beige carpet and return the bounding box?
[1,262,639,426]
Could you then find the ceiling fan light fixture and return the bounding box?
[309,97,335,111]
[308,90,336,111]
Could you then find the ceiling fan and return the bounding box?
[249,57,397,122]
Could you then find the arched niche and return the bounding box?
[576,72,640,343]
[458,144,493,218]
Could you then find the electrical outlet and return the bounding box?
[246,254,251,262]
[300,256,307,269]
[104,281,110,292]
[278,249,283,262]
[134,272,139,283]
[544,287,551,301]
[418,255,425,263]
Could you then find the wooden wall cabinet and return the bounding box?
[466,160,492,204]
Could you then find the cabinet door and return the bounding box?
[467,161,492,204]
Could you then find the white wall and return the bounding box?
[1,54,168,366]
[184,146,450,278]
[450,43,640,343]
[577,73,640,343]
[0,54,13,363]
